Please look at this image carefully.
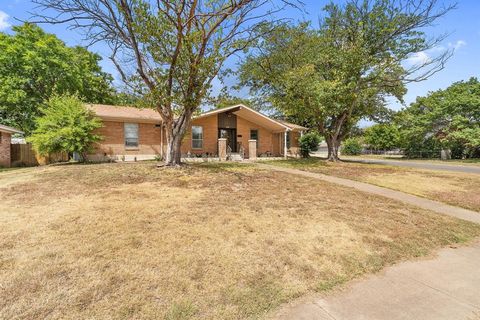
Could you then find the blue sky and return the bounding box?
[1,0,479,113]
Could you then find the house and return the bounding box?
[86,104,307,161]
[0,124,24,167]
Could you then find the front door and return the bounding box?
[218,128,237,152]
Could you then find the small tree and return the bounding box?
[28,94,102,161]
[299,132,321,158]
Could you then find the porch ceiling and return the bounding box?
[232,107,288,132]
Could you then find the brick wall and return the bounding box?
[181,115,218,156]
[91,121,162,160]
[290,131,300,148]
[236,117,276,157]
[0,131,12,167]
[90,115,298,160]
[288,131,301,157]
[272,133,281,156]
[271,131,302,157]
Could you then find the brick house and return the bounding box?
[0,124,24,167]
[87,104,307,161]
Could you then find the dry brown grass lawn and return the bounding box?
[270,159,480,212]
[1,162,479,319]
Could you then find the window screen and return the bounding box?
[124,123,139,148]
[192,126,203,149]
[250,129,258,146]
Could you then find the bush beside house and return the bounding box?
[299,132,321,158]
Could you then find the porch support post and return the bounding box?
[218,138,227,161]
[284,130,288,159]
[248,140,257,160]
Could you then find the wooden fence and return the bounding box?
[11,144,69,166]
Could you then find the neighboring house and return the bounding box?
[87,104,307,161]
[0,124,24,167]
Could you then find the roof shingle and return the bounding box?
[86,104,162,123]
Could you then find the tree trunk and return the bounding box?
[325,135,341,162]
[163,122,188,166]
[164,133,182,166]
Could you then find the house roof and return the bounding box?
[277,120,308,131]
[88,103,307,132]
[0,124,24,134]
[86,104,162,123]
[197,104,307,132]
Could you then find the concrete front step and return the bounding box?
[229,153,244,161]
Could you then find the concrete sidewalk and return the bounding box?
[272,240,480,320]
[259,163,480,319]
[341,157,480,174]
[258,164,480,224]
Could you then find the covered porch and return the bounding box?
[181,104,306,160]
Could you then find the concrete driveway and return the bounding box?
[272,240,480,320]
[340,157,480,174]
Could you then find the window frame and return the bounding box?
[250,129,259,147]
[191,125,203,149]
[124,123,139,149]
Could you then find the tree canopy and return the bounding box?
[207,89,254,111]
[239,0,453,161]
[0,23,117,134]
[397,77,480,158]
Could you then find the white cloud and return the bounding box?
[430,45,446,52]
[0,11,11,31]
[406,51,431,65]
[448,40,467,51]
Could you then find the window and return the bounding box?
[250,129,258,146]
[192,126,203,149]
[286,132,291,149]
[124,123,139,148]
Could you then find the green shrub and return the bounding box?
[299,132,321,158]
[364,124,400,150]
[342,138,363,155]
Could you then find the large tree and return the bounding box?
[396,77,480,158]
[239,0,454,161]
[0,23,116,134]
[33,0,297,165]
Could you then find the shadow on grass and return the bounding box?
[263,157,330,168]
[193,161,255,173]
[0,167,26,173]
